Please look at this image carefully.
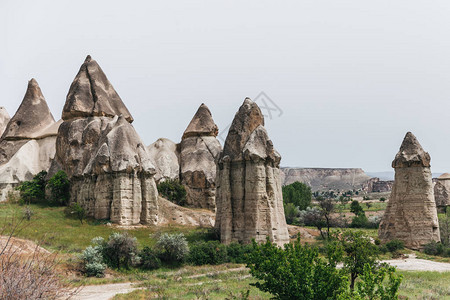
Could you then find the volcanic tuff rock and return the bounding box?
[56,56,158,225]
[180,104,221,210]
[0,79,59,201]
[147,138,180,182]
[434,173,450,213]
[0,107,10,136]
[378,132,440,249]
[62,55,133,122]
[215,98,289,246]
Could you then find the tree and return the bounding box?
[157,179,187,206]
[16,171,47,204]
[47,171,70,206]
[284,202,300,225]
[339,231,379,290]
[317,196,336,238]
[439,211,450,246]
[246,237,348,300]
[350,200,364,215]
[282,182,312,210]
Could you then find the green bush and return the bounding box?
[350,200,364,216]
[282,181,312,210]
[157,179,187,206]
[385,240,404,252]
[101,233,140,269]
[424,241,444,256]
[79,239,107,277]
[140,246,161,270]
[65,203,85,224]
[188,241,227,265]
[156,233,189,263]
[226,242,253,263]
[16,171,47,204]
[350,214,369,228]
[284,202,300,225]
[47,170,70,206]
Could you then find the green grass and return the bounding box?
[338,201,387,213]
[0,202,214,253]
[398,271,450,299]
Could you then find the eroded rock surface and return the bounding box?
[56,56,158,225]
[180,104,221,210]
[0,79,59,201]
[0,107,10,137]
[215,98,289,246]
[147,138,180,182]
[434,173,450,213]
[379,132,440,249]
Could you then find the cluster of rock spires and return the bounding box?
[54,56,158,225]
[3,55,449,249]
[379,132,440,250]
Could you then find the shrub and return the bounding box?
[284,202,300,225]
[385,240,404,253]
[188,241,227,265]
[424,241,444,256]
[22,206,34,221]
[368,215,382,229]
[140,246,161,270]
[155,233,189,263]
[350,214,369,228]
[65,203,85,224]
[157,179,187,206]
[80,244,106,277]
[47,171,70,206]
[226,242,253,263]
[350,200,364,216]
[379,197,386,202]
[101,232,140,269]
[16,171,47,204]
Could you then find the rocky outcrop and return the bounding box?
[364,177,394,193]
[281,167,372,192]
[56,56,158,225]
[0,107,10,136]
[147,138,180,182]
[215,98,289,246]
[378,132,440,249]
[0,79,60,201]
[179,104,221,210]
[434,173,450,213]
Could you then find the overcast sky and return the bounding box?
[1,0,450,172]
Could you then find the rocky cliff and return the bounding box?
[280,167,372,191]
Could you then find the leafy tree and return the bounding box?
[157,179,187,206]
[350,200,364,216]
[47,170,70,206]
[298,207,327,238]
[439,211,450,246]
[317,196,336,238]
[66,203,85,224]
[282,182,312,210]
[246,237,348,299]
[340,231,379,290]
[16,171,47,204]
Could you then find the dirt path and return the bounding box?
[71,283,140,300]
[381,258,450,272]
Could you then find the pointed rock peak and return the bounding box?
[62,56,134,123]
[392,132,431,168]
[2,79,55,140]
[182,103,218,139]
[222,98,265,159]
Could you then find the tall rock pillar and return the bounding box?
[215,98,289,246]
[379,132,440,249]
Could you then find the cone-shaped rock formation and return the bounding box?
[56,56,158,225]
[215,98,289,245]
[62,55,133,123]
[379,132,440,249]
[0,79,59,201]
[0,107,10,137]
[434,173,450,213]
[179,104,221,210]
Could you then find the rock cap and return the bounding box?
[62,55,133,123]
[392,132,430,168]
[182,103,218,139]
[438,173,450,180]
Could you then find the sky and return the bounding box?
[1,0,450,172]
